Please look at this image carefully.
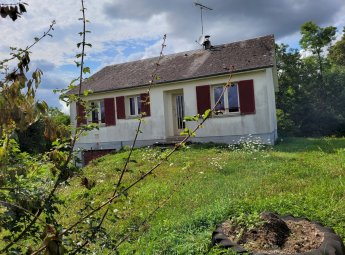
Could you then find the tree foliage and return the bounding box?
[300,21,337,54]
[17,108,70,154]
[0,2,27,21]
[276,22,345,136]
[329,27,345,67]
[299,21,336,78]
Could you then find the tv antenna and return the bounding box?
[194,1,213,36]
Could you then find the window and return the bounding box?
[214,86,225,111]
[228,84,239,112]
[128,96,141,116]
[77,98,116,126]
[89,100,106,124]
[213,83,239,113]
[196,80,255,116]
[116,93,150,119]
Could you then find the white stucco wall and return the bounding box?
[71,68,278,150]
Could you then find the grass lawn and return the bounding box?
[58,137,345,254]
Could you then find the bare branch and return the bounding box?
[0,20,55,70]
[71,34,167,253]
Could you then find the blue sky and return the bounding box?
[1,0,344,113]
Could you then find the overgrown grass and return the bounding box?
[58,137,345,254]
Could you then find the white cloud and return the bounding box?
[59,100,70,115]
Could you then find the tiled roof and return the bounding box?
[70,34,275,94]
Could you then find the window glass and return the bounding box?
[137,96,141,115]
[100,100,105,123]
[91,102,99,123]
[228,84,239,112]
[129,97,136,115]
[214,86,225,110]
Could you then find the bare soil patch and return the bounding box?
[220,212,324,254]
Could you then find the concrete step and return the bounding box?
[165,136,185,143]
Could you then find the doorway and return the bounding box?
[172,94,185,136]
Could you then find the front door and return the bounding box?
[172,94,185,136]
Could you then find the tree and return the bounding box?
[276,22,345,136]
[0,21,55,161]
[275,44,303,135]
[329,27,345,67]
[299,21,336,78]
[17,107,70,154]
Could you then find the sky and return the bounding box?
[1,0,344,114]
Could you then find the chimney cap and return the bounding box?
[203,36,212,49]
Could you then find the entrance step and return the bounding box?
[165,136,185,143]
[151,136,188,148]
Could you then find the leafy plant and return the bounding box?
[0,2,27,21]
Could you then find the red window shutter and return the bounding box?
[104,98,116,126]
[196,85,211,115]
[76,102,87,127]
[238,80,255,114]
[140,93,151,117]
[116,96,126,119]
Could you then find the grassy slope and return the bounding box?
[59,137,345,254]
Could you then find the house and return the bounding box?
[69,35,278,165]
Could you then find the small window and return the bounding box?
[228,84,239,112]
[128,96,141,116]
[89,100,105,124]
[100,100,105,123]
[91,102,99,123]
[212,83,240,114]
[137,96,141,115]
[214,86,225,111]
[129,97,136,115]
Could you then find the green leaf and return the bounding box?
[83,67,90,74]
[74,61,81,67]
[183,116,194,121]
[70,77,79,86]
[192,115,200,121]
[82,89,93,97]
[203,109,211,119]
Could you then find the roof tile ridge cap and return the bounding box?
[106,55,160,67]
[105,47,206,68]
[163,47,204,57]
[219,34,275,47]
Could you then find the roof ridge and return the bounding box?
[105,34,275,68]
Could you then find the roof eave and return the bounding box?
[80,65,274,95]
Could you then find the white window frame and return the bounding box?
[211,83,240,115]
[127,95,141,117]
[88,100,105,125]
